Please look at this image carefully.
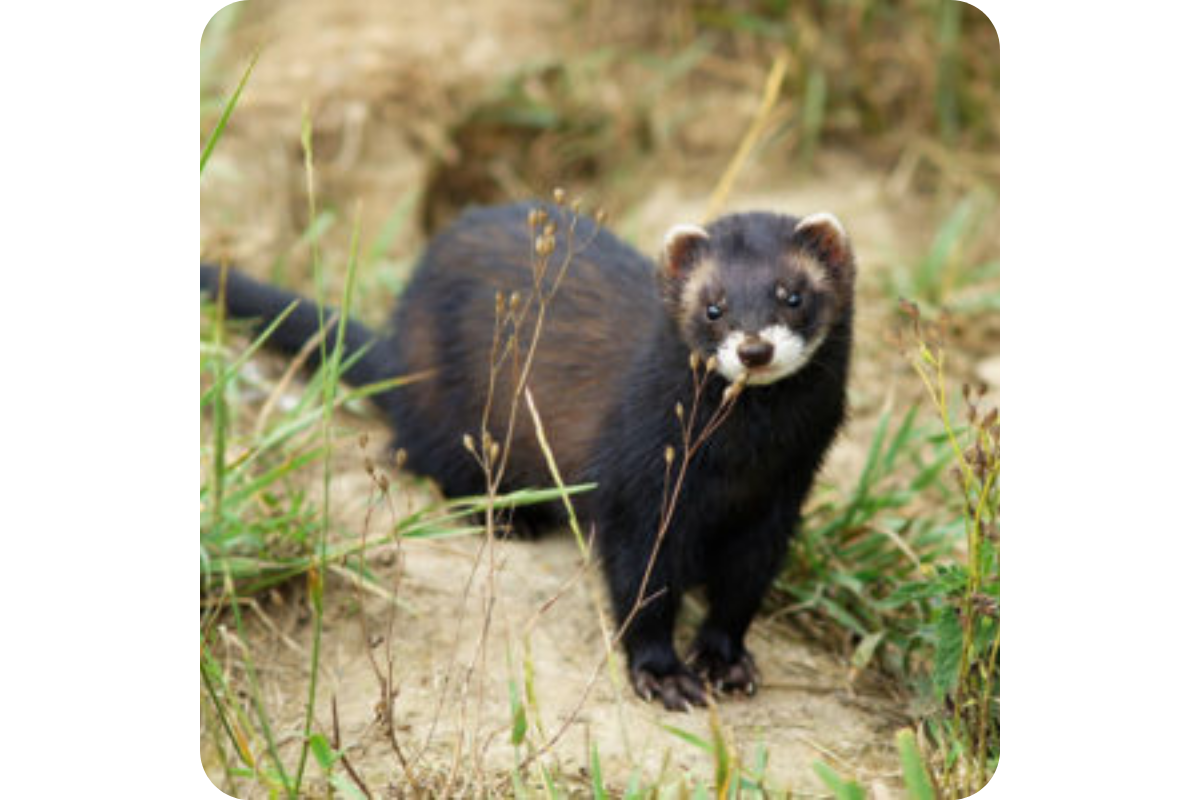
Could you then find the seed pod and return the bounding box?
[689,352,701,372]
[723,375,747,403]
[394,449,408,469]
[664,445,675,465]
[675,402,684,420]
[705,355,718,374]
[489,441,500,465]
[553,187,566,205]
[526,208,540,229]
[463,434,476,454]
[595,208,607,224]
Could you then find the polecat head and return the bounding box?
[659,211,855,386]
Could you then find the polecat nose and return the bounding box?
[737,339,774,368]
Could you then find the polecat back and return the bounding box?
[380,203,661,509]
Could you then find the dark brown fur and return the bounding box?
[201,201,855,710]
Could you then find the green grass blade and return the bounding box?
[591,742,609,799]
[662,724,713,753]
[201,299,299,408]
[509,678,529,746]
[812,761,865,800]
[897,729,936,800]
[200,49,260,175]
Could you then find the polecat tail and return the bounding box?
[200,264,402,399]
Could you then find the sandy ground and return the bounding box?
[204,470,912,795]
[201,1,998,795]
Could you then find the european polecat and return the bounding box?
[201,202,855,710]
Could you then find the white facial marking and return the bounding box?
[714,324,826,386]
[715,331,747,383]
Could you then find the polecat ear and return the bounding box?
[794,212,850,266]
[661,224,710,279]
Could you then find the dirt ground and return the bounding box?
[201,1,998,795]
[204,488,913,795]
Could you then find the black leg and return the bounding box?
[689,508,792,695]
[603,530,708,711]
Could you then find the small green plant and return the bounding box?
[899,302,999,797]
[781,404,960,676]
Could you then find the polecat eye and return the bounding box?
[776,286,803,308]
[706,303,723,321]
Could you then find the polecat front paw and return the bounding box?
[688,647,760,696]
[630,664,709,711]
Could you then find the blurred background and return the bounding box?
[201,0,998,337]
